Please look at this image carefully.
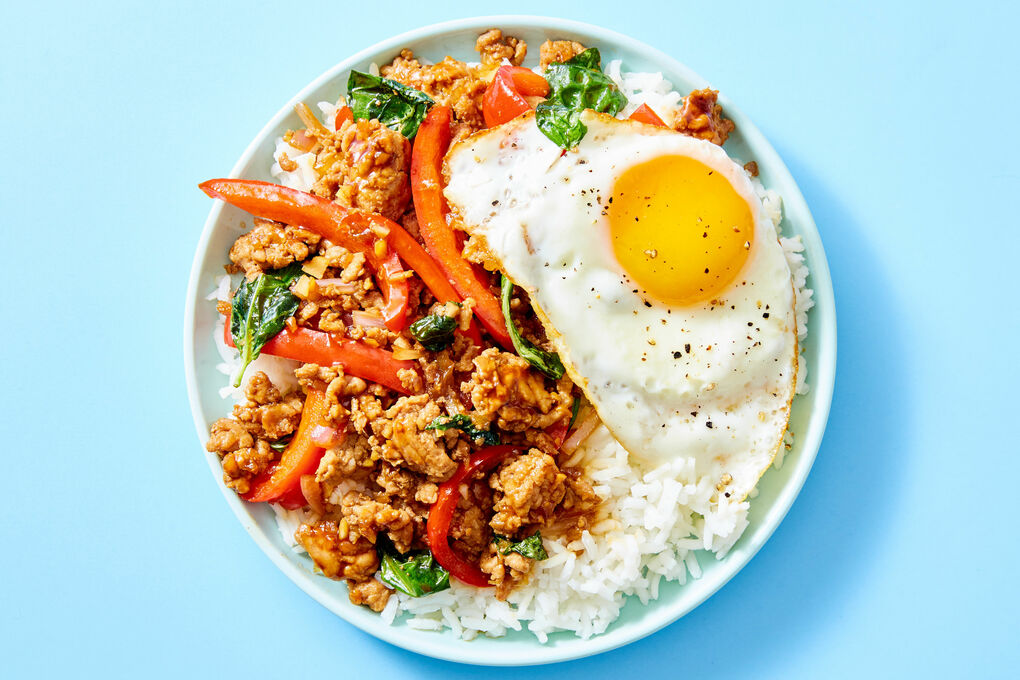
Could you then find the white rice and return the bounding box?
[605,59,685,126]
[210,64,815,642]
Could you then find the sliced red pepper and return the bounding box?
[275,484,309,510]
[243,388,334,504]
[364,212,483,346]
[223,315,414,394]
[200,179,482,343]
[410,106,513,349]
[334,105,353,131]
[426,445,520,586]
[628,103,668,127]
[483,70,529,128]
[482,66,549,128]
[200,179,409,331]
[502,66,551,97]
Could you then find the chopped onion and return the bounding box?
[301,256,329,279]
[291,275,315,299]
[562,411,600,454]
[392,346,423,360]
[288,128,317,152]
[351,310,386,329]
[310,424,340,446]
[294,102,329,136]
[316,278,359,294]
[300,475,326,516]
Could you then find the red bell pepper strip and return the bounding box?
[365,212,484,346]
[410,106,513,349]
[275,483,309,510]
[223,315,414,394]
[426,445,521,586]
[199,179,409,331]
[482,66,549,128]
[503,66,551,97]
[200,179,482,343]
[628,103,667,127]
[334,105,353,131]
[483,70,528,128]
[243,388,335,504]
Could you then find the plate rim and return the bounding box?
[183,14,837,666]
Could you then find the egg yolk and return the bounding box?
[608,155,754,305]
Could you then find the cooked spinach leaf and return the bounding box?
[495,531,549,560]
[230,263,303,387]
[426,414,500,447]
[409,314,458,351]
[534,47,627,149]
[379,551,450,597]
[500,275,565,380]
[346,70,434,139]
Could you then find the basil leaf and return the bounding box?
[229,263,302,387]
[378,551,450,597]
[500,275,565,380]
[495,531,549,560]
[534,49,627,149]
[409,314,458,351]
[534,102,587,149]
[565,47,602,70]
[426,414,500,447]
[346,71,434,139]
[568,398,581,430]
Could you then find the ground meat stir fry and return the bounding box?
[206,28,743,609]
[382,50,489,140]
[539,39,588,70]
[490,449,567,536]
[229,218,320,279]
[206,372,303,494]
[295,520,380,582]
[673,88,735,146]
[311,117,411,221]
[466,348,574,432]
[476,29,527,66]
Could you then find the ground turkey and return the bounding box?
[489,449,567,537]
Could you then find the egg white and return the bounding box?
[444,110,798,501]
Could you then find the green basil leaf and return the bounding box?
[409,314,458,351]
[567,398,581,430]
[346,70,434,139]
[229,263,302,387]
[565,47,602,70]
[426,414,500,447]
[378,551,450,597]
[500,275,565,380]
[535,102,587,149]
[494,531,549,560]
[534,50,627,149]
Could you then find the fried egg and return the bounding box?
[444,110,798,502]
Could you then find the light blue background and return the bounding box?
[2,1,1017,677]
